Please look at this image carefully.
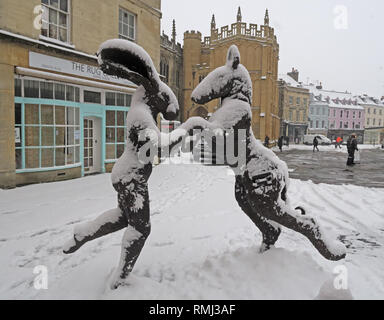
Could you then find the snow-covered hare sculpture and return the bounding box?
[63,39,207,289]
[191,45,346,261]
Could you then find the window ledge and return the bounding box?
[39,35,75,49]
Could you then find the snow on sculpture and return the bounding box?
[191,45,347,260]
[63,39,207,289]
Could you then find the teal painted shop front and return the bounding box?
[14,76,132,179]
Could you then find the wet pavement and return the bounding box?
[277,148,384,188]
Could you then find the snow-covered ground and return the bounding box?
[0,157,383,300]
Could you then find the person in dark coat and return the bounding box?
[264,135,270,148]
[313,137,319,152]
[347,134,359,166]
[278,136,284,152]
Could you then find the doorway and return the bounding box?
[83,117,102,175]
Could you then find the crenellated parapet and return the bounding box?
[204,22,277,47]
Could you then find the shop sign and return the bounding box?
[29,52,134,87]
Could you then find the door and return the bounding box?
[83,117,102,174]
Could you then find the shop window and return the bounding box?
[41,0,70,43]
[106,110,128,160]
[119,8,135,41]
[15,104,80,170]
[106,92,132,107]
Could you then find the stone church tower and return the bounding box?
[183,8,280,141]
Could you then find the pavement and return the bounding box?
[276,147,384,188]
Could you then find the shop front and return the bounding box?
[0,37,135,188]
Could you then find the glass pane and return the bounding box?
[117,111,125,126]
[67,107,75,125]
[84,90,101,104]
[84,139,88,148]
[116,93,125,106]
[75,87,80,102]
[84,158,89,168]
[55,106,65,125]
[106,144,115,160]
[75,127,80,144]
[25,149,40,168]
[129,26,134,39]
[14,79,22,97]
[129,14,134,27]
[25,104,39,125]
[55,147,65,166]
[49,23,58,39]
[41,127,54,146]
[117,144,125,158]
[55,83,66,100]
[59,12,67,26]
[106,128,115,143]
[106,92,116,106]
[15,149,22,170]
[67,127,75,145]
[106,111,115,126]
[49,8,58,24]
[84,148,88,158]
[50,0,59,8]
[41,148,54,167]
[123,12,129,24]
[15,103,22,125]
[59,27,67,42]
[125,94,132,107]
[75,146,80,163]
[15,126,22,148]
[60,0,68,12]
[41,105,54,124]
[24,80,39,98]
[66,85,74,101]
[89,129,93,138]
[66,147,74,165]
[56,127,66,146]
[123,24,128,37]
[84,119,88,129]
[25,127,39,146]
[40,82,54,99]
[84,129,88,138]
[117,128,125,143]
[75,109,80,126]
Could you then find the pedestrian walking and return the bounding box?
[347,134,359,166]
[264,135,270,148]
[278,136,284,152]
[335,136,342,149]
[313,136,319,152]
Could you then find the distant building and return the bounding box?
[160,20,183,120]
[278,70,310,144]
[356,95,384,144]
[0,0,162,188]
[182,7,281,141]
[305,84,365,143]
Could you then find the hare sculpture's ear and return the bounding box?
[226,45,241,70]
[97,39,160,91]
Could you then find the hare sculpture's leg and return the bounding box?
[235,180,281,252]
[111,181,151,289]
[63,208,127,254]
[244,174,346,261]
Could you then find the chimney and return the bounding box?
[287,68,299,82]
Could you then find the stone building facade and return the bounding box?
[160,20,183,120]
[278,71,310,144]
[0,0,162,188]
[182,8,281,142]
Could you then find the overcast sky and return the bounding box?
[161,0,384,98]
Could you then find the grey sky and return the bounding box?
[161,0,384,98]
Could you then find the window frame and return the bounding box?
[41,0,71,44]
[119,7,136,41]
